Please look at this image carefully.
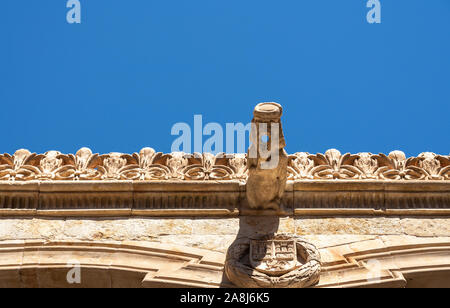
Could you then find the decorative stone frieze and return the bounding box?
[1,149,448,182]
[289,149,450,181]
[0,102,448,289]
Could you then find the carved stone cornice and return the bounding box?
[288,149,450,181]
[0,148,448,217]
[0,180,448,217]
[0,148,449,182]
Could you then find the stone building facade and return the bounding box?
[0,104,448,288]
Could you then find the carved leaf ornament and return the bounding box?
[0,148,448,181]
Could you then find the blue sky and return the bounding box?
[1,1,449,156]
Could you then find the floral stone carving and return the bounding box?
[224,234,321,288]
[0,148,448,183]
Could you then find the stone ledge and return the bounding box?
[0,217,448,250]
[0,179,448,216]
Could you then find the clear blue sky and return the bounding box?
[1,1,449,156]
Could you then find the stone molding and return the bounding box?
[0,240,228,288]
[1,148,449,182]
[316,236,450,288]
[0,181,241,216]
[0,237,448,287]
[0,180,449,216]
[0,148,449,217]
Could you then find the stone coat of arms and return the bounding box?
[225,234,321,288]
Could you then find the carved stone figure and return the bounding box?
[355,152,378,179]
[229,153,248,180]
[288,152,314,180]
[167,152,189,179]
[100,153,128,180]
[418,152,441,180]
[38,151,63,179]
[246,103,288,210]
[225,234,321,288]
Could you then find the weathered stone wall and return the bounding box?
[0,215,448,287]
[0,216,448,253]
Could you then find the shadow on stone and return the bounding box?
[220,216,280,287]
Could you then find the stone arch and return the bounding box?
[0,240,230,288]
[0,237,449,287]
[317,237,450,288]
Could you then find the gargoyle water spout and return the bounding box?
[246,102,288,211]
